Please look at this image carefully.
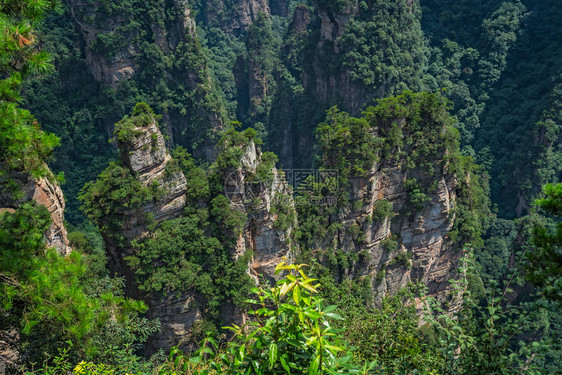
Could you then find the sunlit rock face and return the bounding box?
[224,140,297,281]
[0,170,71,256]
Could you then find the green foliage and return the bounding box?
[425,248,549,374]
[0,0,58,76]
[113,102,158,143]
[316,106,376,179]
[526,183,562,302]
[125,215,254,319]
[271,194,296,232]
[381,235,398,253]
[24,342,156,374]
[9,1,562,372]
[332,285,442,374]
[476,218,517,284]
[371,200,393,221]
[214,125,262,171]
[404,178,431,211]
[164,263,374,374]
[22,0,228,222]
[210,194,247,237]
[244,13,282,124]
[80,115,257,325]
[256,151,278,185]
[450,159,491,246]
[171,146,210,206]
[0,0,61,187]
[301,91,489,271]
[0,202,154,367]
[79,162,153,240]
[127,216,220,294]
[337,0,427,96]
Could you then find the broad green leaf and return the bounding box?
[269,342,278,368]
[293,285,301,305]
[309,355,321,375]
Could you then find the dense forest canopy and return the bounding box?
[1,0,562,373]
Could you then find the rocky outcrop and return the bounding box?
[98,118,191,350]
[0,328,19,374]
[317,5,356,42]
[102,119,187,296]
[90,115,300,351]
[203,0,270,34]
[304,94,474,304]
[68,0,138,87]
[224,141,297,281]
[331,163,459,299]
[0,169,71,373]
[119,122,188,241]
[300,1,367,115]
[67,0,200,87]
[67,0,224,160]
[291,5,311,34]
[0,170,71,256]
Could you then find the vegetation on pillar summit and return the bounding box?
[299,91,489,255]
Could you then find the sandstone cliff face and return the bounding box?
[0,171,71,255]
[103,120,187,296]
[100,120,194,350]
[68,0,198,87]
[224,141,297,281]
[331,162,458,299]
[304,96,468,303]
[67,0,223,159]
[203,0,270,35]
[119,122,188,241]
[0,171,71,372]
[99,123,297,351]
[68,0,138,87]
[300,1,369,116]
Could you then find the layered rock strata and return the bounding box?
[0,170,71,255]
[333,163,458,298]
[224,140,297,281]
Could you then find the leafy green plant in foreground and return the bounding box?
[424,247,547,374]
[163,263,375,374]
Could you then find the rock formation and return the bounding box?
[223,140,297,281]
[93,116,298,351]
[331,161,459,299]
[67,0,138,87]
[67,0,199,87]
[67,0,224,159]
[303,93,475,304]
[97,116,194,349]
[0,170,71,256]
[101,118,187,296]
[118,121,188,236]
[202,0,270,35]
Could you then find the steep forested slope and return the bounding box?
[2,0,562,372]
[422,0,562,218]
[26,0,562,222]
